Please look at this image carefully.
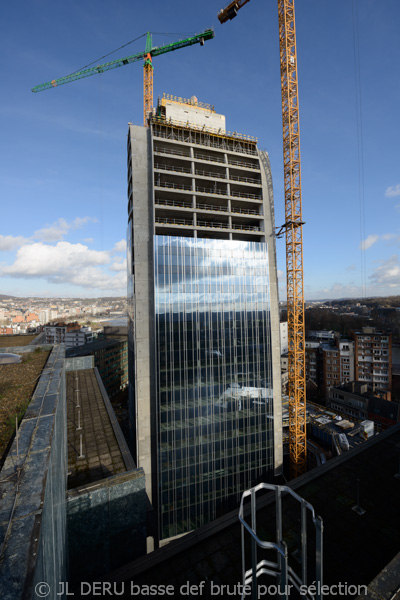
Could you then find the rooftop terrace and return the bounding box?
[103,424,400,599]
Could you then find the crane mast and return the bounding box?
[278,0,306,476]
[218,0,306,476]
[143,33,154,125]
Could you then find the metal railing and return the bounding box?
[154,163,260,187]
[197,220,230,230]
[152,128,259,155]
[155,217,193,227]
[154,146,191,159]
[195,168,226,179]
[196,185,227,196]
[155,199,260,217]
[232,223,261,232]
[155,181,192,192]
[151,114,258,143]
[230,174,261,185]
[195,152,226,164]
[232,207,259,216]
[154,163,191,175]
[155,199,192,210]
[239,483,323,600]
[229,158,260,170]
[196,202,227,213]
[231,190,262,200]
[155,217,260,232]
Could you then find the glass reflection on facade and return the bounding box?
[155,236,274,539]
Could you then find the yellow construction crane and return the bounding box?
[218,0,306,477]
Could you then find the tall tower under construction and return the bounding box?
[127,94,282,542]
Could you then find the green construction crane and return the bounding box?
[32,28,214,125]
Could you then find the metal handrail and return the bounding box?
[197,221,230,230]
[195,152,226,164]
[155,199,192,209]
[152,128,258,155]
[232,207,259,216]
[232,224,261,232]
[196,185,227,196]
[230,174,261,184]
[195,168,226,179]
[229,158,260,170]
[239,483,323,600]
[231,190,262,200]
[154,163,191,174]
[196,202,228,213]
[155,199,259,217]
[154,146,191,159]
[155,181,192,192]
[151,114,258,143]
[155,217,193,227]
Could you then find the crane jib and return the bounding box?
[31,29,214,93]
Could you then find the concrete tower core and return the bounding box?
[127,94,282,543]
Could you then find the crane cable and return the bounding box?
[71,31,200,75]
[352,0,367,298]
[71,33,147,75]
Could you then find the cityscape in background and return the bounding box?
[1,0,400,593]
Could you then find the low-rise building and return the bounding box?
[327,381,400,429]
[64,326,93,348]
[66,336,128,398]
[45,322,80,344]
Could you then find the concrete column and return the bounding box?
[128,124,156,505]
[259,150,283,476]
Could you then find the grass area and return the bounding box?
[0,334,37,348]
[0,348,50,462]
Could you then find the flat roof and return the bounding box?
[104,424,400,595]
[67,368,133,489]
[65,336,125,358]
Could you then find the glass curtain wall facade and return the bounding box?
[155,236,274,538]
[127,97,282,544]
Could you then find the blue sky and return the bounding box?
[0,0,399,300]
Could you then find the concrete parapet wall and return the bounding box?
[0,344,54,354]
[0,344,67,600]
[67,469,147,583]
[65,356,94,371]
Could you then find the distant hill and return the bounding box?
[325,296,400,308]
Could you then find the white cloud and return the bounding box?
[305,281,362,301]
[0,241,126,291]
[369,255,400,289]
[0,234,29,251]
[346,264,356,272]
[385,184,400,198]
[360,234,379,251]
[277,269,284,279]
[34,217,97,242]
[110,258,127,272]
[34,218,69,242]
[113,239,127,253]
